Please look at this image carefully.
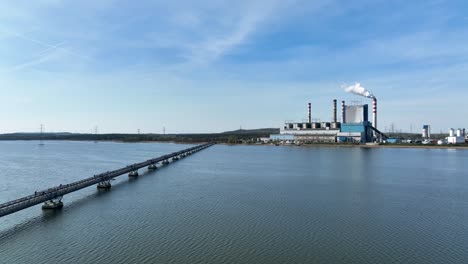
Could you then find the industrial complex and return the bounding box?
[267,83,466,145]
[270,97,386,144]
[269,84,386,143]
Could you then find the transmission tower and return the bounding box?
[94,126,98,143]
[39,124,45,146]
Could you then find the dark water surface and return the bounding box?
[1,141,468,263]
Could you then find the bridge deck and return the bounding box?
[0,143,214,218]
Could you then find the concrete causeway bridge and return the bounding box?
[0,143,214,218]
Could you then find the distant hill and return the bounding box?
[0,128,279,143]
[3,132,76,136]
[221,128,279,135]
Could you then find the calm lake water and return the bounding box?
[1,141,468,264]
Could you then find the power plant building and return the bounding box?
[343,104,369,123]
[273,99,383,143]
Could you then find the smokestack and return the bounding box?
[307,103,311,123]
[341,100,346,123]
[372,98,377,130]
[333,99,337,123]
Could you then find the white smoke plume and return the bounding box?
[344,83,375,98]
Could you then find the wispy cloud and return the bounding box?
[185,1,280,65]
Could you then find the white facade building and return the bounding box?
[447,128,466,144]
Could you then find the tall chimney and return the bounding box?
[307,103,311,123]
[333,99,337,123]
[372,98,377,130]
[341,100,346,123]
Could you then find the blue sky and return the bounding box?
[0,0,467,134]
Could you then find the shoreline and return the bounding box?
[1,139,467,150]
[0,139,208,144]
[287,143,467,149]
[221,142,468,150]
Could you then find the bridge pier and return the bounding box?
[128,171,139,177]
[42,197,63,210]
[97,180,112,189]
[148,164,157,170]
[162,160,169,165]
[172,156,179,161]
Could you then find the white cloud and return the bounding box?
[184,1,281,65]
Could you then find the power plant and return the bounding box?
[267,83,467,146]
[270,84,386,144]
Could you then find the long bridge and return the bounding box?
[0,143,214,218]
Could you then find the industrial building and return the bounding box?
[271,98,385,143]
[422,125,431,139]
[447,128,466,144]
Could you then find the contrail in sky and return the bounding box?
[0,27,89,60]
[0,27,90,72]
[9,44,64,72]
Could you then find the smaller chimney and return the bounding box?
[333,99,337,123]
[307,103,311,123]
[372,98,377,130]
[341,100,346,123]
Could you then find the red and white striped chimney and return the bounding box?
[307,103,311,123]
[372,98,377,130]
[341,100,346,123]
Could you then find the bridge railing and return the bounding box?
[0,142,214,218]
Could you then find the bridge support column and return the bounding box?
[148,164,157,170]
[128,171,139,177]
[97,180,112,189]
[162,160,169,165]
[172,156,179,161]
[42,197,63,210]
